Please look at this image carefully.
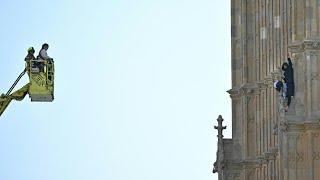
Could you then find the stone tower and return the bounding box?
[213,0,320,179]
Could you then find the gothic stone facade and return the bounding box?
[213,0,320,180]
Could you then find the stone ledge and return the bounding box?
[289,39,320,52]
[281,121,320,132]
[228,69,283,98]
[219,149,280,170]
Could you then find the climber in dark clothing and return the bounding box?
[282,52,295,111]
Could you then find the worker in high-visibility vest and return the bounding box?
[24,47,35,62]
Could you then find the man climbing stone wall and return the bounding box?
[213,0,320,179]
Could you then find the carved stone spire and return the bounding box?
[214,115,226,140]
[213,115,227,174]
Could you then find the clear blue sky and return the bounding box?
[0,0,231,180]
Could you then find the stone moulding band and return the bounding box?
[289,40,320,52]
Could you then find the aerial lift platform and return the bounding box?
[0,59,54,117]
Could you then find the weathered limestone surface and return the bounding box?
[213,0,320,179]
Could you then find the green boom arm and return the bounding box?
[0,83,30,117]
[0,68,29,117]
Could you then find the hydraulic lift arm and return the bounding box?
[0,68,30,117]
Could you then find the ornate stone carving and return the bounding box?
[280,121,289,132]
[227,83,261,99]
[214,115,227,139]
[213,115,227,174]
[305,40,320,50]
[257,82,268,90]
[289,40,320,52]
[312,42,320,49]
[292,52,300,59]
[313,133,319,137]
[212,162,218,173]
[313,152,320,160]
[281,122,320,132]
[296,152,304,162]
[271,69,282,81]
[226,171,241,179]
[311,72,320,80]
